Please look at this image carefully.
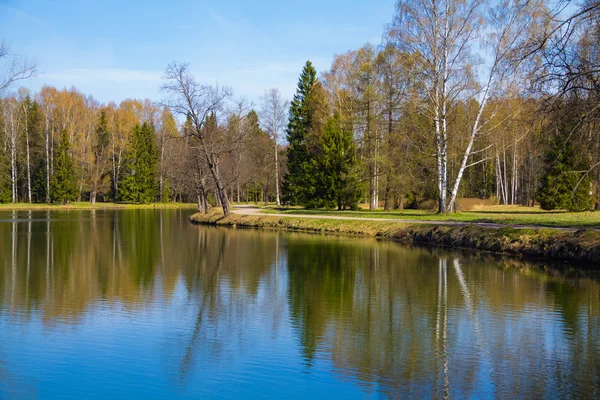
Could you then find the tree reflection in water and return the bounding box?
[0,210,598,398]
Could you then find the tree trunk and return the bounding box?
[23,106,32,203]
[45,129,50,203]
[274,141,281,206]
[434,64,448,214]
[196,193,203,212]
[112,154,117,202]
[11,141,16,203]
[502,144,508,204]
[9,112,17,203]
[159,129,166,202]
[203,191,210,213]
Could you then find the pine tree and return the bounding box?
[119,122,158,204]
[282,61,319,205]
[315,114,362,210]
[537,139,594,212]
[50,130,77,204]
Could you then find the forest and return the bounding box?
[1,0,599,214]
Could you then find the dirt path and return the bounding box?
[231,205,591,232]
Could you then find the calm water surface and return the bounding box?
[0,209,599,399]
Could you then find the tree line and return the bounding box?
[279,0,600,213]
[2,0,600,213]
[0,84,283,207]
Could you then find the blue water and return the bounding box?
[0,209,598,398]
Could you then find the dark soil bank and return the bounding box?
[190,211,600,266]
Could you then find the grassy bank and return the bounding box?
[0,202,198,211]
[258,205,600,229]
[190,210,600,265]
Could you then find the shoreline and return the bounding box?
[189,211,600,266]
[0,202,198,211]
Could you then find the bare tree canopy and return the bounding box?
[161,62,234,215]
[260,88,289,206]
[0,40,38,95]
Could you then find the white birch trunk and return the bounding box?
[23,103,32,203]
[274,140,280,206]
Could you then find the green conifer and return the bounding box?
[50,130,77,204]
[282,61,319,205]
[315,114,362,210]
[119,122,158,204]
[537,139,594,211]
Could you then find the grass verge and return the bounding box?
[190,210,600,265]
[257,205,600,229]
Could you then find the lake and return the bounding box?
[0,209,599,399]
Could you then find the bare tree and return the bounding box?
[0,40,38,96]
[37,86,57,203]
[388,0,545,212]
[2,96,20,203]
[444,0,547,211]
[161,62,233,215]
[18,90,33,203]
[259,89,288,206]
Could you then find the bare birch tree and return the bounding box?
[388,0,545,212]
[260,88,288,206]
[2,97,20,203]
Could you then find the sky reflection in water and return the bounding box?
[0,209,598,399]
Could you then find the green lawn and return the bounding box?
[0,202,198,211]
[256,205,600,229]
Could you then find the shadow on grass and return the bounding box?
[468,210,567,215]
[270,207,437,217]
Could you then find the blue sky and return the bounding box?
[0,0,395,105]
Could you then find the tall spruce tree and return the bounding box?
[90,109,110,204]
[50,130,77,204]
[314,114,362,210]
[282,61,319,205]
[537,139,594,212]
[119,122,158,204]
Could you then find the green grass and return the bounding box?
[0,202,198,211]
[189,209,600,264]
[255,204,600,229]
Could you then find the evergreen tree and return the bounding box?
[31,158,47,203]
[50,130,77,204]
[90,109,110,204]
[537,139,594,212]
[0,156,10,203]
[314,114,362,210]
[282,61,319,205]
[119,122,158,204]
[27,99,46,202]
